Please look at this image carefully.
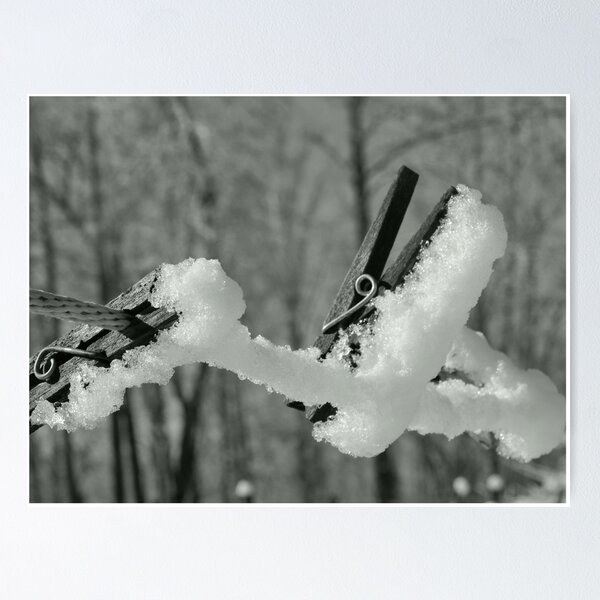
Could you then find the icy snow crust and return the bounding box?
[31,186,566,461]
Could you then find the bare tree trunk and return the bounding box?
[501,98,523,359]
[122,396,146,502]
[50,438,64,502]
[230,377,253,490]
[173,399,202,502]
[63,433,83,502]
[216,371,234,502]
[348,97,371,242]
[346,97,400,503]
[32,132,84,503]
[87,102,128,502]
[373,450,400,502]
[467,97,489,338]
[147,385,172,502]
[110,416,126,502]
[30,136,51,503]
[288,311,324,502]
[158,97,222,502]
[29,436,43,502]
[171,365,209,502]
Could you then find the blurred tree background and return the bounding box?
[29,96,566,503]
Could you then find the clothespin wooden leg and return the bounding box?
[286,165,419,416]
[29,268,180,434]
[304,179,459,424]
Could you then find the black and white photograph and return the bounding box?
[6,1,600,597]
[29,96,567,504]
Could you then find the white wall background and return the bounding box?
[1,1,594,598]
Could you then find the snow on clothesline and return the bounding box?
[31,185,565,461]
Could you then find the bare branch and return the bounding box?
[367,114,506,178]
[30,150,87,232]
[305,130,347,169]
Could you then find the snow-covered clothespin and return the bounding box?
[29,269,179,433]
[291,166,458,423]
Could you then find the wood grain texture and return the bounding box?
[29,267,179,433]
[313,166,419,357]
[380,186,457,292]
[305,185,458,423]
[285,167,418,416]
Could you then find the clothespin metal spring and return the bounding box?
[321,273,378,335]
[33,346,110,382]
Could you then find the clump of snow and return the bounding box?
[31,185,566,462]
[410,327,566,461]
[312,185,509,455]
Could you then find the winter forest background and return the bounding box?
[29,96,567,503]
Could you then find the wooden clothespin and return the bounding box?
[289,165,458,423]
[29,268,179,434]
[30,166,458,434]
